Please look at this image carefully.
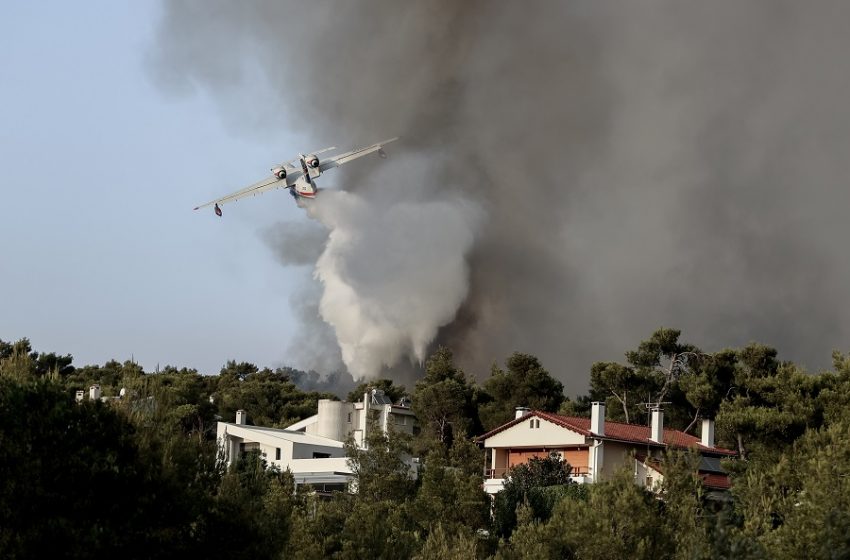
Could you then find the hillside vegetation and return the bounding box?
[2,329,849,559]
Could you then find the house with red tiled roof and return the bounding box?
[476,402,736,496]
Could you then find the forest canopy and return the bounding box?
[2,329,849,559]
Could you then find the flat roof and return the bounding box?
[220,422,345,448]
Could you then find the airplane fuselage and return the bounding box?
[289,156,319,199]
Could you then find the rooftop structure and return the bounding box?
[216,389,418,492]
[477,402,735,496]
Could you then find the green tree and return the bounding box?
[413,523,478,560]
[287,495,349,559]
[345,424,416,503]
[0,340,36,381]
[493,452,579,537]
[292,425,421,559]
[194,450,295,560]
[412,347,481,452]
[412,447,490,539]
[717,344,822,462]
[732,419,850,558]
[346,377,407,404]
[0,377,217,559]
[479,352,564,430]
[557,395,592,417]
[505,469,668,560]
[337,499,419,560]
[676,349,737,433]
[216,365,335,427]
[589,328,707,429]
[657,450,710,558]
[589,361,645,423]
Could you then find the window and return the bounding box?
[529,419,541,429]
[275,448,281,461]
[347,412,352,423]
[313,452,331,459]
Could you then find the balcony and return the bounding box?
[484,466,590,479]
[482,466,592,495]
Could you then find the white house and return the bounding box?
[476,402,736,495]
[216,389,417,492]
[284,389,417,445]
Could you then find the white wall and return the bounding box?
[289,456,350,475]
[635,459,664,491]
[484,416,586,448]
[261,440,294,467]
[317,400,355,441]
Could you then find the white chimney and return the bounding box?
[236,409,246,425]
[701,418,715,448]
[515,406,530,419]
[590,401,605,436]
[75,390,85,403]
[89,384,101,401]
[650,407,664,443]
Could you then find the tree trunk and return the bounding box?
[612,391,629,424]
[683,408,700,434]
[736,433,747,460]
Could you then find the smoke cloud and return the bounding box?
[153,1,850,392]
[308,187,481,380]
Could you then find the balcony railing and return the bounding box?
[484,466,591,479]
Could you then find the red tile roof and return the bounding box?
[477,410,737,456]
[699,472,732,490]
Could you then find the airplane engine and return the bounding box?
[272,166,287,180]
[304,154,322,180]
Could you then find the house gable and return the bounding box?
[483,414,586,448]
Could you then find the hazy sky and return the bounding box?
[0,2,310,374]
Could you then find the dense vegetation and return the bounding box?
[2,329,850,559]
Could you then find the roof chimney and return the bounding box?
[89,384,101,401]
[515,406,530,419]
[650,407,664,444]
[591,401,605,436]
[236,409,246,425]
[75,390,85,403]
[701,418,715,448]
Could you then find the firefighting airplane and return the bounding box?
[194,137,398,216]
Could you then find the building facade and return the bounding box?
[477,402,735,496]
[216,389,417,492]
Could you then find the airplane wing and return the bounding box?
[193,173,297,212]
[319,137,399,172]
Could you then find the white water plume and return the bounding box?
[304,189,482,379]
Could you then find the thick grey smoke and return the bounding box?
[153,1,850,392]
[260,220,327,268]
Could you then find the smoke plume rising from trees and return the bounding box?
[153,1,850,391]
